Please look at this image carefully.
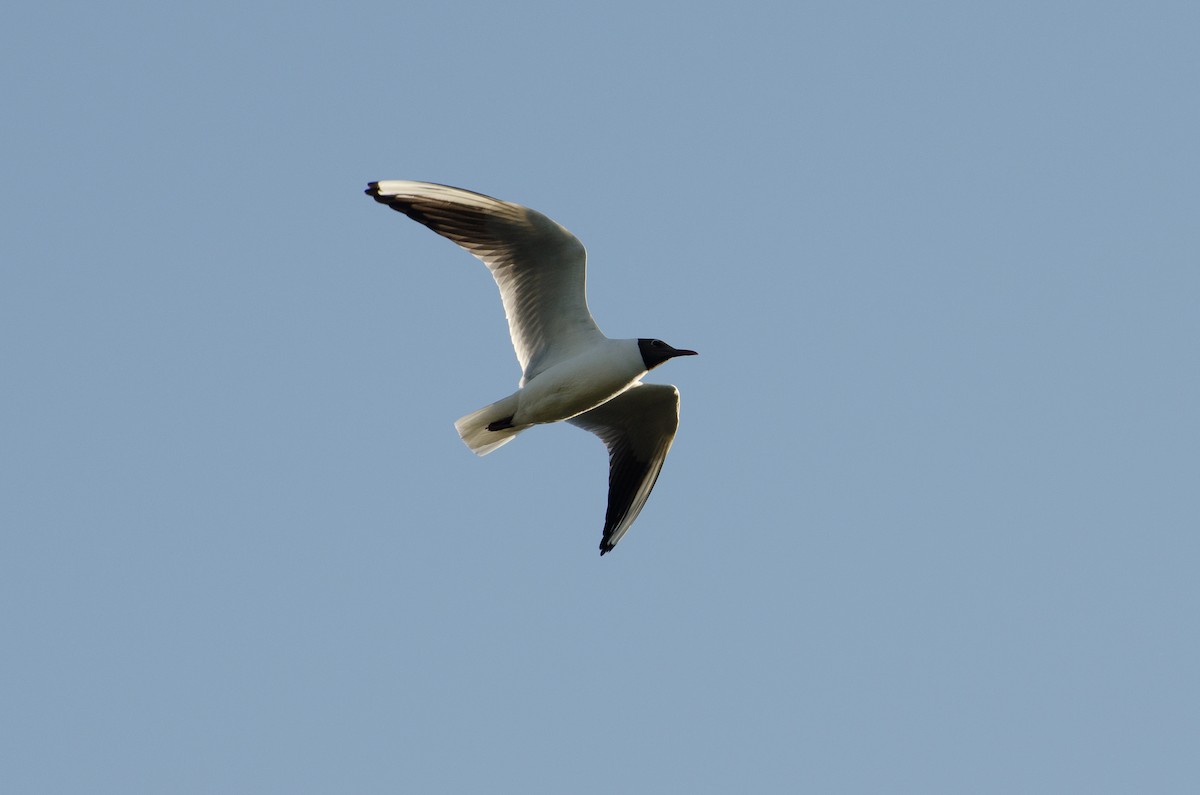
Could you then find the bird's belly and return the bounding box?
[514,359,640,425]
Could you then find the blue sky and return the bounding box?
[3,2,1198,792]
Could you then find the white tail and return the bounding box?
[454,393,528,456]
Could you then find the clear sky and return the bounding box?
[3,2,1198,792]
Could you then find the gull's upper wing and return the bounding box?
[366,181,605,382]
[567,383,683,555]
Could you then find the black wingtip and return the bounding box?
[599,544,612,556]
[366,181,408,209]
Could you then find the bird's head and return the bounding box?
[638,338,698,370]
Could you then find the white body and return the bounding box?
[513,338,646,426]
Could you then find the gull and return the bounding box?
[366,181,697,555]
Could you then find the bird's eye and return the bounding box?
[652,340,665,348]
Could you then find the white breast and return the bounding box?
[513,339,646,426]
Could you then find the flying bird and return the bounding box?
[365,181,696,555]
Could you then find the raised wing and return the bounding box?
[567,383,683,555]
[366,181,606,382]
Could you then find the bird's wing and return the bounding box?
[566,383,683,555]
[367,181,606,382]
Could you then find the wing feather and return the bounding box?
[567,383,682,554]
[366,181,605,381]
